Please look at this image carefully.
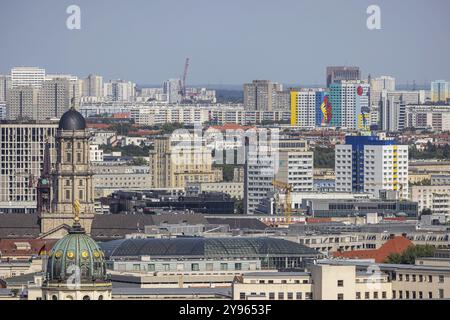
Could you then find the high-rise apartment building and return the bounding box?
[37,78,73,119]
[329,81,370,130]
[0,75,12,102]
[290,89,328,129]
[7,78,75,121]
[244,136,314,214]
[11,67,46,88]
[335,135,409,199]
[243,80,283,111]
[275,140,314,193]
[379,91,406,132]
[149,133,222,189]
[431,80,449,103]
[370,76,396,107]
[163,79,182,104]
[106,80,136,102]
[6,86,40,120]
[82,74,104,98]
[326,66,360,88]
[0,121,58,213]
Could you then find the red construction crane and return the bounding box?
[181,58,190,99]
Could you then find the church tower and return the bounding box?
[39,105,95,235]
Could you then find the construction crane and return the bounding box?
[272,180,292,225]
[180,58,190,100]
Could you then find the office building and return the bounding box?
[431,80,449,103]
[335,135,409,199]
[329,81,370,130]
[148,133,222,189]
[10,67,45,88]
[0,121,58,213]
[243,80,283,111]
[326,66,360,88]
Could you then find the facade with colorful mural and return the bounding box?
[290,88,328,129]
[329,80,370,131]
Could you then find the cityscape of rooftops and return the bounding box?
[0,0,450,313]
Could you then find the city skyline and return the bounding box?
[1,0,449,85]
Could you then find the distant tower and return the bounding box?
[39,101,95,235]
[36,139,52,214]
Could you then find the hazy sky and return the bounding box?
[0,0,449,85]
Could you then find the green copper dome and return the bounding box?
[46,223,108,283]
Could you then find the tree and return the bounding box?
[131,157,149,166]
[385,245,436,264]
[421,208,433,216]
[314,147,335,168]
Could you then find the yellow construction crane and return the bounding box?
[272,180,292,225]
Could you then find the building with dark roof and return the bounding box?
[100,237,321,270]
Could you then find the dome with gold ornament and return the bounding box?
[45,214,108,283]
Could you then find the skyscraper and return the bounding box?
[243,80,283,111]
[329,81,370,130]
[11,67,46,88]
[326,66,360,88]
[38,78,73,119]
[335,135,409,199]
[431,80,449,103]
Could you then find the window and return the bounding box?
[439,275,444,283]
[374,292,378,299]
[278,292,284,300]
[239,293,245,300]
[305,292,312,300]
[66,152,71,162]
[83,295,90,300]
[429,275,433,283]
[191,263,199,271]
[296,292,302,300]
[365,292,370,299]
[65,190,70,201]
[235,263,242,271]
[77,153,82,162]
[287,292,293,300]
[382,292,387,299]
[429,292,433,299]
[148,264,155,271]
[439,289,444,299]
[220,263,228,271]
[79,190,83,200]
[163,264,170,271]
[356,292,361,300]
[133,264,140,271]
[269,292,275,300]
[337,280,344,287]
